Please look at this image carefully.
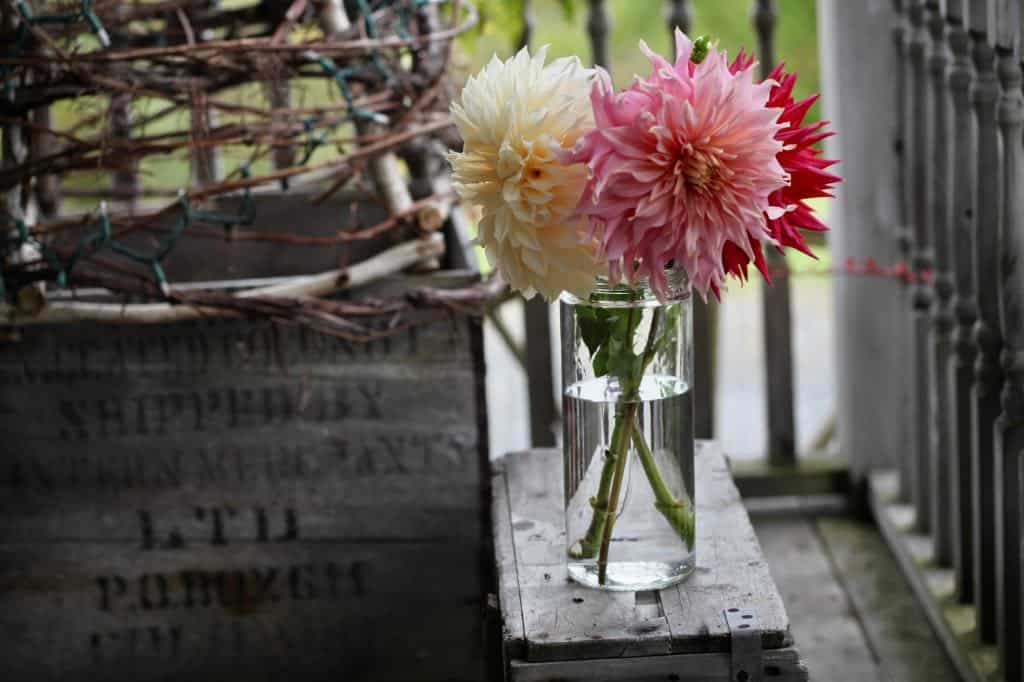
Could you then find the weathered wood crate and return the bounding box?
[0,199,492,682]
[492,442,808,682]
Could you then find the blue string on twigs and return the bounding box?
[0,0,464,304]
[2,177,255,296]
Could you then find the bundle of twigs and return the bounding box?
[0,0,489,336]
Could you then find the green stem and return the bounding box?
[596,401,637,584]
[631,424,695,547]
[570,401,633,559]
[596,307,664,585]
[570,301,643,561]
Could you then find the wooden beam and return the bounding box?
[731,458,850,498]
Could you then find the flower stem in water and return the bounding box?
[631,422,695,547]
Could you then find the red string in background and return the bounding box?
[768,257,928,283]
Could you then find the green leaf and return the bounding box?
[576,306,606,357]
[592,344,609,377]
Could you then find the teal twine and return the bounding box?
[304,51,388,125]
[13,0,110,47]
[188,168,255,231]
[3,0,110,101]
[3,180,255,294]
[395,0,431,40]
[354,0,391,80]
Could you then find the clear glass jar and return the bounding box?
[560,272,695,591]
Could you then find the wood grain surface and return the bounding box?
[0,272,491,682]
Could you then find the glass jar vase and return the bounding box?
[560,272,695,591]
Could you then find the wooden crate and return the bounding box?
[0,204,492,681]
[492,442,808,682]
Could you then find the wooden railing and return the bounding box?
[520,0,804,477]
[826,0,1024,678]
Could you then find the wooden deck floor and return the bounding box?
[753,513,961,682]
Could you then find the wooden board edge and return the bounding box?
[508,646,808,682]
[732,458,851,499]
[491,460,527,666]
[868,471,995,682]
[705,443,797,651]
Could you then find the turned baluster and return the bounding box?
[666,0,692,39]
[928,1,956,566]
[994,1,1023,675]
[894,0,918,502]
[946,0,978,603]
[909,0,936,532]
[518,0,533,51]
[969,0,1001,643]
[751,0,797,466]
[587,0,610,69]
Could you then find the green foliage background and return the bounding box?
[456,0,822,119]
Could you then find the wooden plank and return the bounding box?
[0,273,492,681]
[869,471,998,682]
[508,647,808,682]
[969,19,1002,642]
[86,193,398,285]
[0,541,483,682]
[753,517,880,682]
[492,459,526,665]
[496,443,791,664]
[817,515,963,682]
[731,458,850,498]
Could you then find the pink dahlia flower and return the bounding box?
[567,30,789,299]
[721,51,841,286]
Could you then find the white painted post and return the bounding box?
[817,1,907,482]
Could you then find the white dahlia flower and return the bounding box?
[448,46,602,301]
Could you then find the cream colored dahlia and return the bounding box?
[448,46,602,301]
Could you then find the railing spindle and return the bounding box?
[518,0,533,51]
[666,0,692,38]
[969,0,1001,643]
[664,0,716,440]
[587,0,610,69]
[751,0,797,466]
[514,0,558,447]
[908,0,936,533]
[895,0,918,503]
[928,0,956,566]
[994,2,1023,675]
[947,0,978,603]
